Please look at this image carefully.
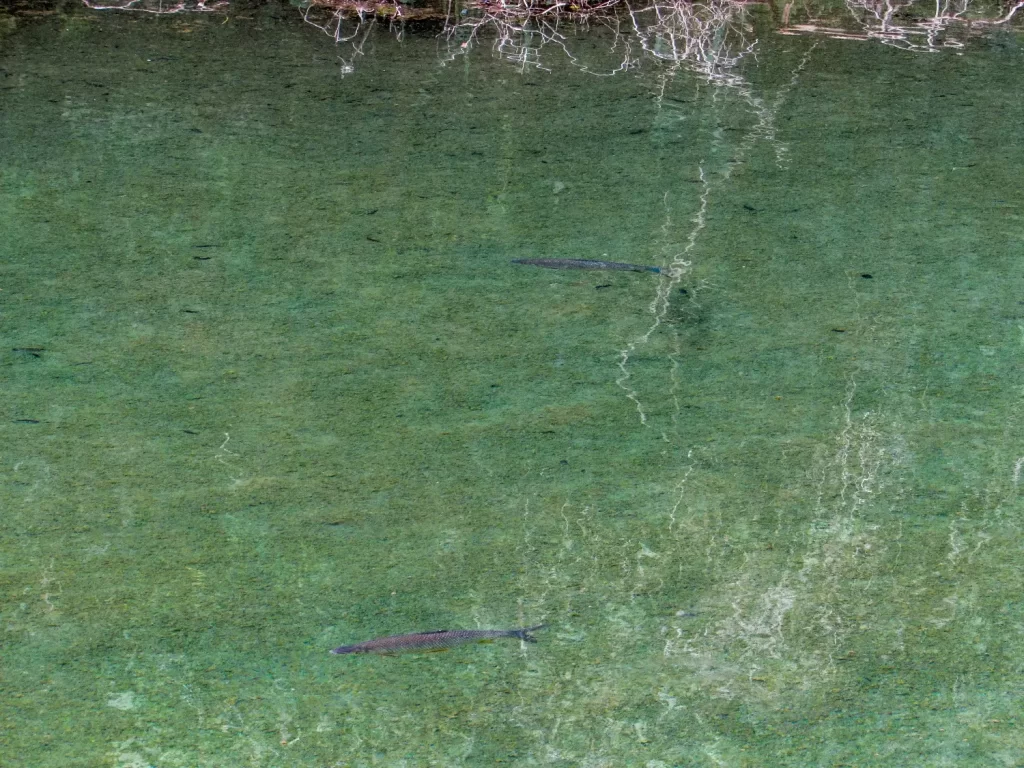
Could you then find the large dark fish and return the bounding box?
[330,624,546,655]
[512,258,661,274]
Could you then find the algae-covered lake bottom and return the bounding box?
[1,3,1023,765]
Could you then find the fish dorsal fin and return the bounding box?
[421,629,449,635]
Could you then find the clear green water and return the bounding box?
[2,4,1023,766]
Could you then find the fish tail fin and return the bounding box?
[647,266,662,274]
[517,624,548,643]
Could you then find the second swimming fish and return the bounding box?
[330,624,547,655]
[512,258,661,273]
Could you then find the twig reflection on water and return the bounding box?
[78,0,1022,76]
[779,0,1024,52]
[80,0,227,11]
[441,0,632,73]
[438,0,760,79]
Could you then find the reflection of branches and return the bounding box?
[301,1,390,74]
[300,0,1018,79]
[441,0,759,79]
[780,0,1023,52]
[992,0,1024,22]
[624,0,757,85]
[442,0,634,74]
[302,0,402,43]
[81,0,227,12]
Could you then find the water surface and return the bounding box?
[2,3,1023,765]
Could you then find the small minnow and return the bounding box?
[512,258,661,274]
[330,624,547,655]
